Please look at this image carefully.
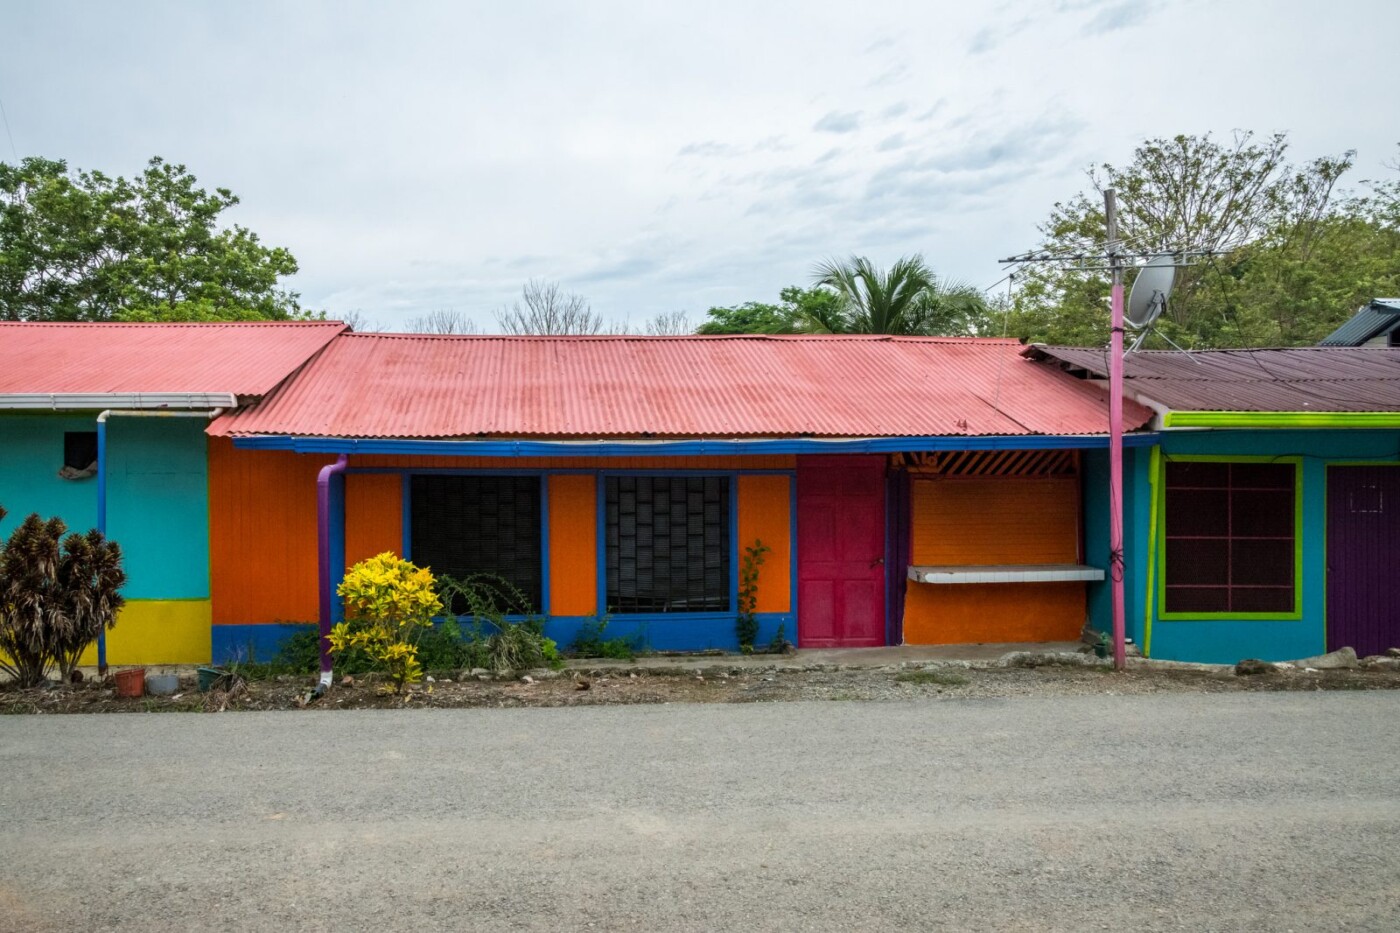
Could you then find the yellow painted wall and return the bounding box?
[77,599,212,666]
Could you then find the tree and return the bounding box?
[0,156,301,322]
[0,506,126,688]
[696,285,845,334]
[496,279,604,335]
[642,310,693,335]
[809,254,991,335]
[1008,132,1398,347]
[409,309,477,335]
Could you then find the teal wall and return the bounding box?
[0,414,210,601]
[1097,428,1400,664]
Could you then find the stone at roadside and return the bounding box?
[467,668,488,677]
[340,676,354,687]
[1290,647,1359,670]
[1388,648,1400,658]
[1360,655,1400,670]
[1235,659,1276,676]
[520,675,534,684]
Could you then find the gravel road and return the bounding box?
[2,693,1398,932]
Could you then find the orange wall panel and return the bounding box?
[548,474,597,616]
[911,476,1079,566]
[903,582,1084,644]
[345,473,403,569]
[208,438,325,625]
[737,474,791,613]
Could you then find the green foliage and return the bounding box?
[330,553,443,691]
[0,505,126,687]
[697,285,844,334]
[1008,131,1400,348]
[736,539,771,651]
[570,617,639,660]
[767,622,789,655]
[810,255,992,336]
[436,573,562,672]
[0,155,301,322]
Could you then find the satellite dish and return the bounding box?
[1126,254,1175,329]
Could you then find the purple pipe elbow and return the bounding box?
[316,455,349,687]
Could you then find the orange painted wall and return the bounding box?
[346,473,403,568]
[208,438,325,625]
[737,474,791,613]
[903,582,1085,643]
[548,474,597,615]
[904,476,1085,644]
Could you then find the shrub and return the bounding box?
[328,553,442,692]
[437,573,561,672]
[570,617,639,660]
[0,505,126,687]
[736,540,770,652]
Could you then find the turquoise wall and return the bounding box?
[1102,428,1400,664]
[0,414,210,600]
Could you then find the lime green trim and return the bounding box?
[1155,455,1304,622]
[1142,446,1161,656]
[1163,411,1400,429]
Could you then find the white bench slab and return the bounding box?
[907,564,1106,585]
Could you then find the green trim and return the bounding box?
[1163,411,1400,429]
[1142,446,1161,656]
[1155,454,1304,622]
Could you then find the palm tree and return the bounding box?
[807,254,990,336]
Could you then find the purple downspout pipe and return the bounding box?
[315,455,348,693]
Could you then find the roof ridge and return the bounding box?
[340,332,1023,343]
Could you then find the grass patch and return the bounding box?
[894,670,969,687]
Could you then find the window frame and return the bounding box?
[597,470,739,619]
[402,471,550,618]
[1156,455,1304,621]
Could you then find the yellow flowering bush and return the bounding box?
[328,552,443,691]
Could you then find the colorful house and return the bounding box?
[0,322,346,665]
[1028,345,1400,663]
[207,333,1154,666]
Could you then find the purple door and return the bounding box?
[797,456,886,648]
[1327,466,1400,656]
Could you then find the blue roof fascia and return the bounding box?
[230,433,1162,456]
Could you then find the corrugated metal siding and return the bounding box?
[1030,345,1400,412]
[0,322,345,396]
[737,474,792,614]
[213,334,1150,439]
[903,475,1084,645]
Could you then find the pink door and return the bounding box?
[797,456,886,647]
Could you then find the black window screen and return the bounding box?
[1163,461,1296,614]
[410,475,542,611]
[64,432,98,471]
[606,476,730,613]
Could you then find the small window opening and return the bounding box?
[60,431,98,480]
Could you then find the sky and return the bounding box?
[4,0,1398,332]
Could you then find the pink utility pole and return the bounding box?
[1105,189,1127,671]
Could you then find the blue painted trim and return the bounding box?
[596,472,608,617]
[232,433,1162,457]
[212,623,315,665]
[789,473,799,647]
[95,417,108,671]
[728,471,739,615]
[539,476,551,616]
[400,472,412,560]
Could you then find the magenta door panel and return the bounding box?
[797,455,886,647]
[1327,466,1400,656]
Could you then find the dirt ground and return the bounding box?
[5,659,1400,714]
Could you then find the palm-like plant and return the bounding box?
[807,254,990,336]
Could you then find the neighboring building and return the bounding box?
[0,322,347,665]
[1319,299,1400,347]
[207,333,1154,662]
[1027,345,1400,663]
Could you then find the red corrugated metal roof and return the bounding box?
[1026,345,1400,412]
[0,322,347,397]
[212,333,1152,439]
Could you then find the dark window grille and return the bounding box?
[1163,461,1295,614]
[606,476,730,613]
[409,475,542,612]
[64,431,98,471]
